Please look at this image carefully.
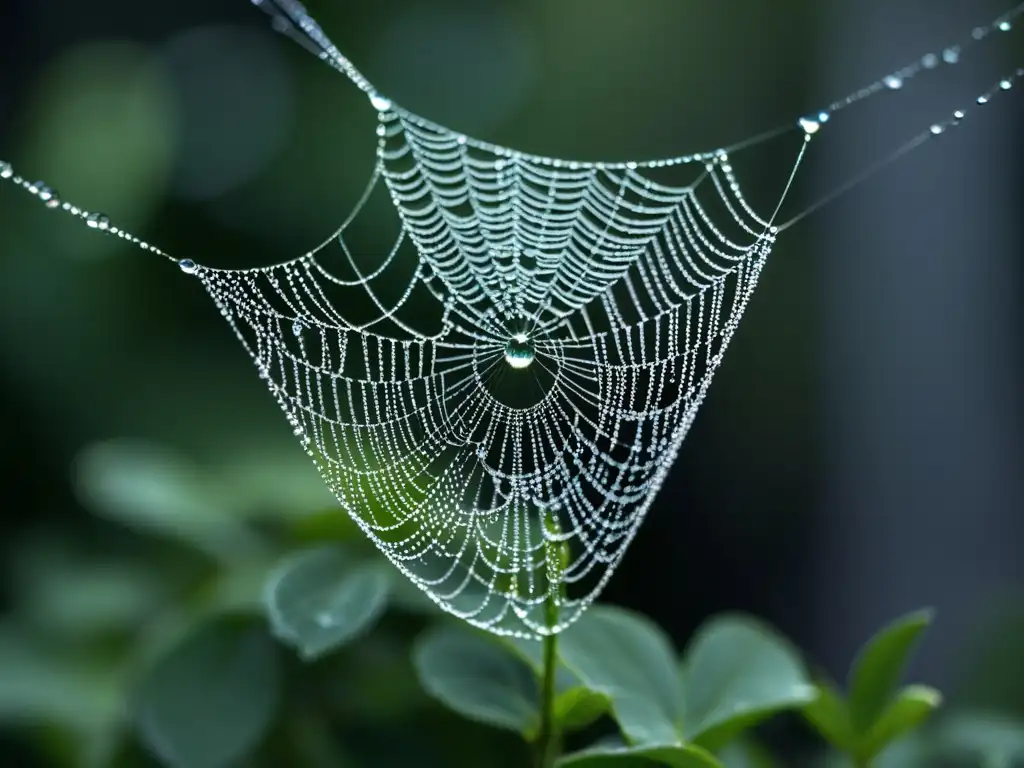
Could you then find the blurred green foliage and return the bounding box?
[3,2,1024,767]
[1,436,1023,767]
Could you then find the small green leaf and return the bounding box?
[555,686,611,732]
[681,614,816,750]
[264,546,389,661]
[559,605,682,746]
[75,440,259,561]
[18,555,166,639]
[556,739,723,768]
[134,618,281,768]
[413,626,539,735]
[801,679,856,753]
[847,609,933,732]
[936,712,1024,765]
[860,684,941,759]
[0,624,122,733]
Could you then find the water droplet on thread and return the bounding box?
[1000,79,1013,90]
[369,92,392,111]
[922,53,939,69]
[87,213,110,231]
[0,161,12,179]
[292,320,304,337]
[798,117,821,135]
[37,186,60,208]
[504,333,535,369]
[178,258,198,274]
[930,124,945,135]
[942,47,960,64]
[999,20,1013,32]
[884,75,903,89]
[977,94,990,105]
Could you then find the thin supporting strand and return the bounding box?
[250,0,1024,167]
[778,64,1024,232]
[0,162,177,263]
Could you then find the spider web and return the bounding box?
[2,0,1022,638]
[197,99,785,636]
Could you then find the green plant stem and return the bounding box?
[536,627,560,768]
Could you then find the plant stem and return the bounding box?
[536,626,560,768]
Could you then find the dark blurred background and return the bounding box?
[1,0,1022,765]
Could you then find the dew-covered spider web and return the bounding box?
[2,0,1023,638]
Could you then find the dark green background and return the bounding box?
[1,0,1022,765]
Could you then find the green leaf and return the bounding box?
[556,739,723,768]
[75,440,260,561]
[801,679,856,753]
[134,618,281,768]
[555,686,611,732]
[847,609,933,733]
[559,605,681,746]
[681,614,816,750]
[413,625,539,735]
[859,685,941,760]
[936,712,1024,765]
[264,546,389,661]
[0,623,122,733]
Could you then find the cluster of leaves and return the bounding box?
[410,606,940,768]
[2,440,1024,768]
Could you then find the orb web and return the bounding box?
[195,105,784,636]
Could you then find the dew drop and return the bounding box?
[36,186,59,208]
[942,46,960,64]
[1000,79,1013,90]
[504,333,535,369]
[977,94,990,105]
[884,75,903,90]
[798,116,821,135]
[922,53,939,69]
[292,319,304,337]
[930,124,945,135]
[369,92,392,111]
[178,258,198,274]
[999,20,1013,32]
[376,124,386,137]
[314,611,334,628]
[0,161,11,179]
[87,213,110,230]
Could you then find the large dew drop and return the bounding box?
[504,333,534,369]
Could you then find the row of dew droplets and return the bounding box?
[798,8,1023,137]
[0,158,199,274]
